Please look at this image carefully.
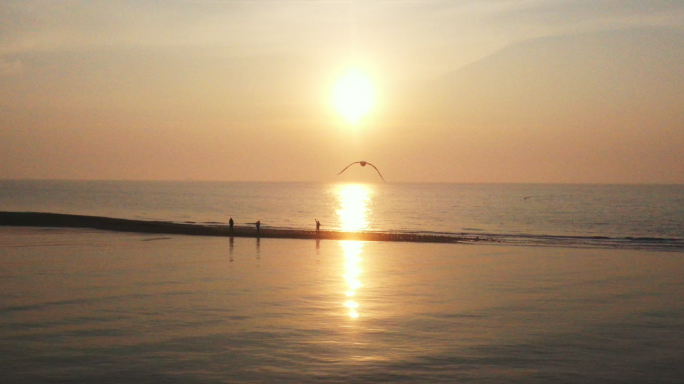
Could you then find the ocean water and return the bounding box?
[1,228,683,383]
[1,181,684,382]
[1,180,683,251]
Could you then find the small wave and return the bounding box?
[623,236,682,242]
[481,233,684,252]
[141,237,172,242]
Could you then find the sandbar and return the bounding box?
[0,211,490,244]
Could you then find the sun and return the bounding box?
[332,68,374,125]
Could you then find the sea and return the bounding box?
[1,180,683,383]
[1,180,683,250]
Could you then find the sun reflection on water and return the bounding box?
[341,241,364,318]
[336,184,372,232]
[336,184,372,319]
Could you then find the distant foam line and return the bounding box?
[384,228,684,252]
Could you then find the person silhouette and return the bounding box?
[315,219,321,234]
[229,217,234,232]
[256,220,260,234]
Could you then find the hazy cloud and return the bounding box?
[2,1,681,75]
[490,0,684,28]
[0,57,22,76]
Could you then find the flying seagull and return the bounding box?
[337,161,385,182]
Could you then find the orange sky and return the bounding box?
[1,1,683,183]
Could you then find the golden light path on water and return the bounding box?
[336,184,372,319]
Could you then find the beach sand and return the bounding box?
[0,211,491,244]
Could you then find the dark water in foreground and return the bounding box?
[1,228,682,383]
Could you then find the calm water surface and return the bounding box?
[1,180,683,382]
[1,228,682,383]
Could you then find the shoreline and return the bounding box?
[0,211,489,244]
[3,211,682,252]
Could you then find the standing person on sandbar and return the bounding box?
[229,217,234,232]
[256,220,260,234]
[315,219,321,235]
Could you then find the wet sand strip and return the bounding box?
[0,211,486,244]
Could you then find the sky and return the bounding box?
[1,0,683,183]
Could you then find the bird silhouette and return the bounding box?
[337,161,385,182]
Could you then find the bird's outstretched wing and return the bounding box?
[366,162,386,182]
[337,162,361,175]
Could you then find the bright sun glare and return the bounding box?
[332,68,374,125]
[335,184,372,319]
[336,184,371,232]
